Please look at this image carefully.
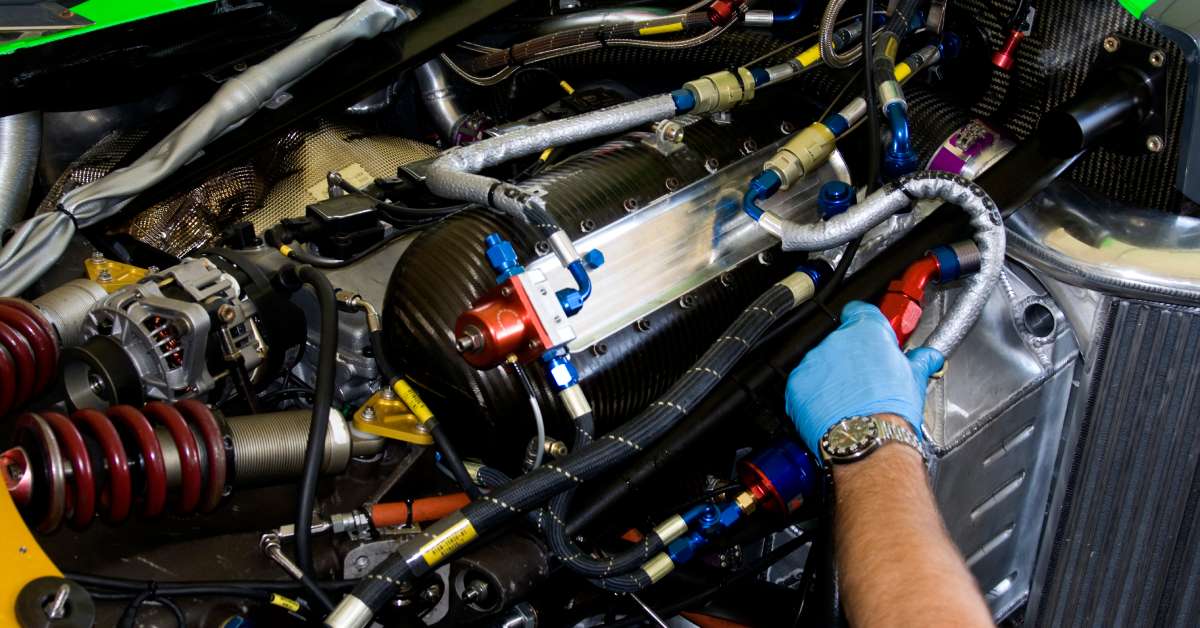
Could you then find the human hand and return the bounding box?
[785,301,944,455]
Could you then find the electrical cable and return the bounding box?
[431,420,483,500]
[65,572,357,593]
[118,592,185,628]
[285,265,338,583]
[510,361,546,469]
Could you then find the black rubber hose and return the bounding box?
[539,411,666,584]
[430,417,483,500]
[284,265,338,581]
[65,573,357,593]
[369,329,398,382]
[347,279,809,613]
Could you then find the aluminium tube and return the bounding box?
[414,59,469,143]
[0,112,41,232]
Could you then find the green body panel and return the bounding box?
[0,0,217,55]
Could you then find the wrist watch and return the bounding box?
[819,415,928,464]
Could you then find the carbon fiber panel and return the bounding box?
[951,0,1190,213]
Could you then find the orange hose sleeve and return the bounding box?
[370,493,471,527]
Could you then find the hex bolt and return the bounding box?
[500,286,514,298]
[90,250,105,261]
[218,304,237,324]
[1146,135,1165,153]
[456,326,484,353]
[462,580,489,603]
[665,177,681,192]
[534,241,551,256]
[420,583,442,603]
[1149,50,1166,67]
[380,386,397,400]
[361,407,376,422]
[580,218,596,233]
[704,158,720,173]
[623,198,640,213]
[354,555,370,569]
[1102,36,1120,53]
[96,269,113,282]
[44,583,70,620]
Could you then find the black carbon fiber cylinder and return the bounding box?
[384,105,808,471]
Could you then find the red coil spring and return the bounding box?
[2,400,227,533]
[0,298,59,416]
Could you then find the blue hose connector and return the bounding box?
[484,233,524,284]
[817,180,855,218]
[882,102,919,178]
[743,170,782,221]
[671,89,696,114]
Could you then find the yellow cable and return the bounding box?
[639,21,684,36]
[558,80,575,95]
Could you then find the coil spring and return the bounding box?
[2,400,227,533]
[0,298,59,416]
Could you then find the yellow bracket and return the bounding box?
[0,490,59,625]
[85,257,148,293]
[353,388,433,445]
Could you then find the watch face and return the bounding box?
[821,417,879,460]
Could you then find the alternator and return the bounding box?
[63,258,267,408]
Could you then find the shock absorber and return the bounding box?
[0,278,108,417]
[0,298,60,417]
[1,401,382,533]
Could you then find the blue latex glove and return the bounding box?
[785,301,945,455]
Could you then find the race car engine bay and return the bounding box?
[1,0,1198,626]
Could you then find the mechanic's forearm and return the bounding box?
[832,415,992,628]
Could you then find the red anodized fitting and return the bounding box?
[454,274,554,370]
[4,401,226,533]
[0,298,59,416]
[991,29,1025,72]
[878,255,942,347]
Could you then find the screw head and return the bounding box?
[1102,36,1120,53]
[534,241,551,256]
[96,269,113,282]
[90,250,105,261]
[362,406,376,421]
[665,177,681,192]
[1149,50,1166,68]
[354,555,370,569]
[741,139,758,154]
[635,318,652,332]
[591,343,608,357]
[704,158,720,173]
[580,218,596,233]
[1146,135,1165,153]
[780,121,796,134]
[217,304,238,323]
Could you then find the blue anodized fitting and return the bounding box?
[882,103,919,178]
[541,350,580,391]
[817,180,855,218]
[484,233,524,284]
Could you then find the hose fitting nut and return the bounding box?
[683,68,757,114]
[764,123,837,189]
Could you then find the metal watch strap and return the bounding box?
[872,416,929,463]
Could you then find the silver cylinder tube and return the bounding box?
[0,112,41,232]
[415,60,468,143]
[32,278,108,347]
[226,409,352,485]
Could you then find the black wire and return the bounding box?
[298,571,336,613]
[119,592,186,628]
[289,266,338,583]
[863,0,880,194]
[285,229,413,269]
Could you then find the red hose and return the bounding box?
[370,493,471,528]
